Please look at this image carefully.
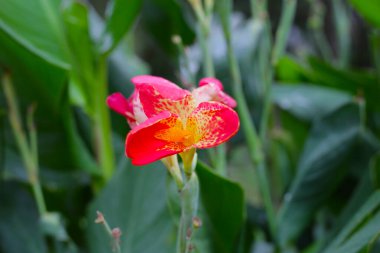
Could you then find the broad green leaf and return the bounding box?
[0,0,69,68]
[323,191,380,253]
[62,0,96,114]
[0,182,47,253]
[0,29,67,114]
[86,160,175,253]
[349,0,380,28]
[0,27,98,175]
[276,56,380,111]
[321,133,380,247]
[196,162,245,253]
[278,104,361,246]
[229,146,262,206]
[273,84,352,121]
[98,0,142,55]
[276,56,308,82]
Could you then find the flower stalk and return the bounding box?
[95,211,122,253]
[176,168,199,253]
[217,0,275,236]
[93,56,115,182]
[188,0,227,175]
[2,72,47,216]
[162,155,184,189]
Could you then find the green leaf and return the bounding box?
[273,84,352,121]
[349,0,380,28]
[276,56,308,82]
[0,29,67,114]
[86,160,175,253]
[276,56,380,111]
[62,0,96,114]
[323,191,380,253]
[0,0,69,68]
[322,133,380,246]
[278,104,362,246]
[196,162,245,253]
[0,182,47,253]
[98,0,143,55]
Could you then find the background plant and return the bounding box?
[1,0,380,252]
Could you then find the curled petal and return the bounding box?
[215,90,237,108]
[192,83,237,108]
[199,77,224,90]
[106,92,130,115]
[188,101,240,149]
[126,111,186,165]
[107,92,137,127]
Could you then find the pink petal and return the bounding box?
[199,77,224,90]
[216,90,237,108]
[132,75,189,101]
[192,83,237,108]
[106,92,130,115]
[132,75,195,119]
[107,92,137,127]
[188,101,240,149]
[125,111,185,165]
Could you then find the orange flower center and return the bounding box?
[154,118,198,149]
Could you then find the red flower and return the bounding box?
[107,75,240,165]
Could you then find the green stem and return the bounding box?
[261,0,297,142]
[32,181,47,215]
[220,7,275,236]
[371,30,380,86]
[198,23,215,77]
[332,0,351,68]
[93,56,115,182]
[189,0,227,174]
[2,72,47,215]
[307,0,334,62]
[176,173,199,253]
[271,0,297,66]
[250,0,268,20]
[162,155,184,189]
[259,0,298,239]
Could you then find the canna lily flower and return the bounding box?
[107,75,239,166]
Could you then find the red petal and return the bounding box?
[132,75,195,119]
[189,102,240,149]
[125,111,185,165]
